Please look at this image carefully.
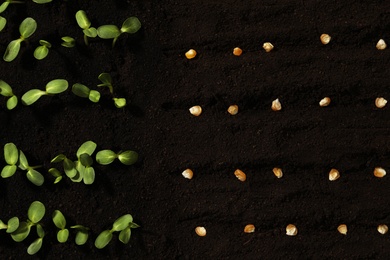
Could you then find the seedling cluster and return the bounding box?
[1,200,139,255]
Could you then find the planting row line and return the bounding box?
[0,200,139,255]
[181,167,387,181]
[1,12,141,62]
[194,223,389,237]
[0,74,126,109]
[185,36,387,59]
[188,97,388,116]
[0,141,138,186]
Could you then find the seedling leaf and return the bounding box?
[74,230,89,245]
[89,90,100,102]
[45,79,68,94]
[112,214,133,232]
[21,89,46,105]
[96,150,117,165]
[27,238,43,255]
[63,158,77,178]
[0,16,6,32]
[18,150,29,170]
[28,201,45,224]
[71,161,84,182]
[121,17,141,34]
[83,167,95,185]
[0,2,9,13]
[34,45,49,60]
[4,142,18,165]
[97,25,121,39]
[95,230,112,249]
[118,151,138,165]
[52,210,66,229]
[33,0,53,3]
[57,229,69,243]
[37,224,44,238]
[0,80,13,96]
[0,219,6,229]
[51,154,66,163]
[3,39,22,62]
[72,83,90,98]
[77,141,97,158]
[97,73,113,93]
[27,169,44,186]
[6,217,19,233]
[113,98,126,108]
[83,27,97,38]
[39,40,51,48]
[1,165,17,178]
[80,153,93,167]
[119,227,131,244]
[75,10,90,30]
[19,17,37,39]
[61,36,75,48]
[6,95,18,110]
[48,168,61,177]
[11,222,31,242]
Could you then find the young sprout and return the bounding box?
[0,80,18,109]
[21,79,68,105]
[51,154,78,180]
[33,40,51,60]
[3,17,37,62]
[95,214,139,249]
[52,210,69,243]
[61,36,75,48]
[96,150,138,165]
[76,141,97,185]
[0,16,6,32]
[0,217,19,233]
[27,224,45,255]
[75,10,97,45]
[1,143,18,178]
[48,168,62,184]
[113,97,126,108]
[11,201,45,243]
[97,17,141,47]
[97,73,114,94]
[72,83,100,103]
[70,225,90,245]
[0,0,24,14]
[18,150,44,186]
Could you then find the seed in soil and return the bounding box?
[185,49,197,59]
[376,39,387,50]
[244,224,255,233]
[375,97,387,108]
[377,224,388,234]
[337,224,347,235]
[320,34,331,45]
[181,169,193,179]
[189,105,202,116]
[272,167,283,178]
[328,169,340,181]
[373,167,386,178]
[286,224,297,236]
[234,169,246,182]
[319,97,331,107]
[227,105,239,115]
[233,47,242,56]
[195,226,206,236]
[263,42,274,52]
[271,98,282,111]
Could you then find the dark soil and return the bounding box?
[1,0,390,259]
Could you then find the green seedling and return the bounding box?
[34,40,51,60]
[0,217,19,233]
[0,16,6,32]
[75,10,97,45]
[61,36,75,48]
[96,150,138,166]
[27,224,45,255]
[11,201,45,243]
[113,97,126,108]
[0,0,24,14]
[3,17,37,62]
[32,0,52,3]
[52,210,69,243]
[70,225,89,245]
[97,73,127,108]
[72,83,100,103]
[48,167,62,184]
[21,79,68,105]
[19,150,44,186]
[1,143,18,178]
[97,17,141,47]
[95,214,139,249]
[0,80,18,110]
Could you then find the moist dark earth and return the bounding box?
[1,0,390,259]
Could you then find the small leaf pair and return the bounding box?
[72,83,100,103]
[3,17,37,62]
[0,217,19,233]
[75,10,97,45]
[0,80,18,110]
[97,73,127,108]
[21,79,68,105]
[96,150,138,165]
[95,214,139,249]
[97,17,141,47]
[34,40,51,60]
[52,210,69,243]
[61,36,75,48]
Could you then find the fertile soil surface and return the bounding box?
[1,0,390,259]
